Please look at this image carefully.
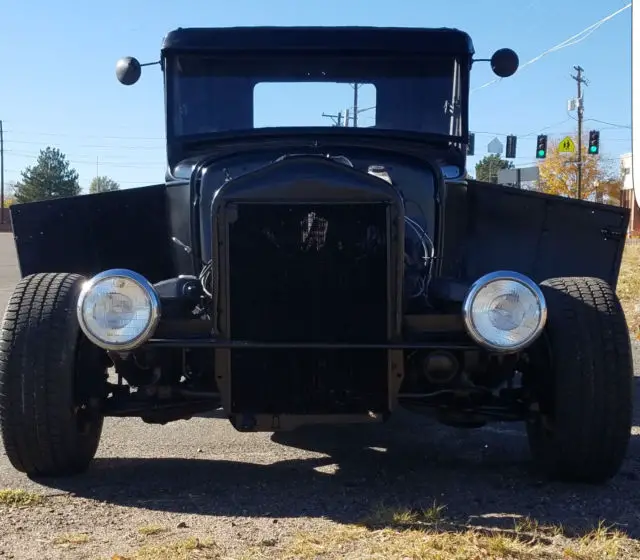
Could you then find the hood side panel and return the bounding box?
[447,180,629,288]
[10,184,187,283]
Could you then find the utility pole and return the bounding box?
[571,65,588,199]
[322,98,375,129]
[0,120,4,224]
[352,84,360,127]
[321,111,344,126]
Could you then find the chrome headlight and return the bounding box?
[77,269,161,351]
[462,270,547,352]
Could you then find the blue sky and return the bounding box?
[0,0,632,190]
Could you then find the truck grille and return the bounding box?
[227,202,389,414]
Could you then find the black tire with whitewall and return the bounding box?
[526,276,634,484]
[0,273,106,477]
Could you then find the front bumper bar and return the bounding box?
[145,339,479,350]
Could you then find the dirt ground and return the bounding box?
[0,232,639,560]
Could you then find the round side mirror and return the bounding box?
[116,56,142,86]
[490,48,519,78]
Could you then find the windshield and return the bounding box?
[168,53,463,138]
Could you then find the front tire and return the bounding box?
[0,273,106,477]
[526,276,634,484]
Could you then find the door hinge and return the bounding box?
[601,227,624,240]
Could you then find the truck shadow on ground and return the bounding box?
[35,397,640,539]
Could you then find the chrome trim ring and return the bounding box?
[76,268,161,351]
[462,270,548,353]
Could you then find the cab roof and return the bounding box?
[161,26,475,57]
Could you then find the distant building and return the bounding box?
[620,152,640,235]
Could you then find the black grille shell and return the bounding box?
[207,155,405,416]
[226,202,390,414]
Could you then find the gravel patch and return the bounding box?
[1,356,639,559]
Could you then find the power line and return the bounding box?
[5,111,630,148]
[471,3,632,93]
[5,138,164,150]
[470,118,575,139]
[585,118,631,129]
[2,108,631,176]
[4,150,164,168]
[0,170,154,186]
[0,122,165,141]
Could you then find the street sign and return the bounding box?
[498,166,539,186]
[558,136,576,153]
[487,137,503,155]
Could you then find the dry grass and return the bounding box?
[561,521,631,560]
[619,242,640,340]
[243,506,640,560]
[137,525,169,537]
[257,525,634,559]
[110,537,221,560]
[365,500,448,528]
[0,488,44,507]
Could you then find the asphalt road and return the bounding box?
[0,232,639,559]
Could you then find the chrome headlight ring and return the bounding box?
[76,268,161,352]
[462,270,548,353]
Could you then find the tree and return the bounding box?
[14,147,80,204]
[475,154,514,183]
[89,175,120,194]
[2,182,16,208]
[537,134,622,204]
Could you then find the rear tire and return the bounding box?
[526,276,633,484]
[0,273,106,477]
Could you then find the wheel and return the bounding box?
[0,273,106,477]
[525,276,634,484]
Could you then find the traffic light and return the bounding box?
[536,134,548,159]
[588,130,600,155]
[468,133,475,156]
[505,134,517,159]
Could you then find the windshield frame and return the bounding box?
[163,51,471,143]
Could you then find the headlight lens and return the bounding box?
[462,271,547,352]
[77,269,161,351]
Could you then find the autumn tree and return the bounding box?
[89,175,120,194]
[14,147,81,204]
[475,154,514,183]
[537,134,622,204]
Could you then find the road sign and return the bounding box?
[498,166,539,186]
[558,136,576,153]
[487,137,503,155]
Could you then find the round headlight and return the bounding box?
[462,271,547,352]
[77,269,161,351]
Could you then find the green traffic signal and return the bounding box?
[588,130,600,155]
[536,134,548,158]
